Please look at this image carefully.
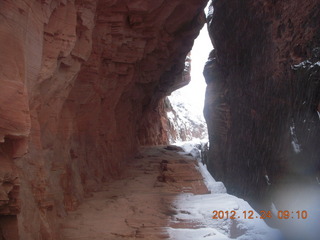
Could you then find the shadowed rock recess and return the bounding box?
[204,0,320,209]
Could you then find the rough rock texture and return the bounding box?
[165,97,208,143]
[204,0,320,208]
[60,146,209,240]
[0,0,207,239]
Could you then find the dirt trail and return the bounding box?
[60,145,209,240]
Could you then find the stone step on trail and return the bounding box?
[60,145,209,240]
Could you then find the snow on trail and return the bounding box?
[167,141,281,240]
[60,144,280,240]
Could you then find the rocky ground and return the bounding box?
[60,146,210,240]
[59,145,280,240]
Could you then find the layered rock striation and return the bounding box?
[3,0,319,237]
[0,0,207,238]
[204,0,320,208]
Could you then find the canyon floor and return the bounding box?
[60,145,278,240]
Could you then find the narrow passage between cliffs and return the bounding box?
[59,10,279,240]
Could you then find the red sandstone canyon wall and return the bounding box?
[0,0,207,238]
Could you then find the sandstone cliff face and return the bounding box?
[204,0,320,208]
[0,0,207,238]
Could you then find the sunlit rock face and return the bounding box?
[165,96,208,143]
[204,0,320,209]
[0,0,207,238]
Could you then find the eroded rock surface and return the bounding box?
[60,146,209,239]
[0,0,207,238]
[204,0,320,209]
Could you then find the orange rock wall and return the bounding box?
[0,0,207,239]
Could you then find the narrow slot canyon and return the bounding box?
[0,0,320,239]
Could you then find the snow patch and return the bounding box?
[168,227,230,240]
[292,59,320,70]
[264,175,271,186]
[167,193,281,240]
[292,60,312,69]
[289,122,302,153]
[167,140,281,240]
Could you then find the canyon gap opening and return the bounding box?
[166,7,212,144]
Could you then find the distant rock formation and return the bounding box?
[165,96,208,143]
[161,54,208,143]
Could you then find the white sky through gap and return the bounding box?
[169,5,212,120]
